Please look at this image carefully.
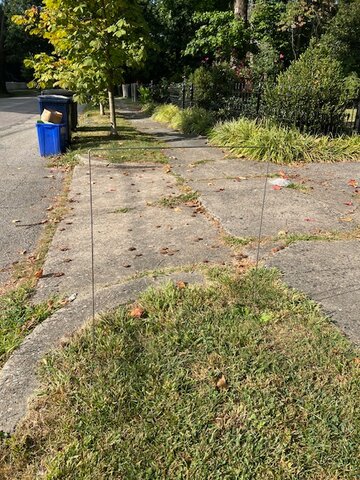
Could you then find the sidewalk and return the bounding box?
[1,100,360,433]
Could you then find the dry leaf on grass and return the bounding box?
[216,374,228,390]
[129,306,145,318]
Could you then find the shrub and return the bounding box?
[141,102,157,115]
[264,46,349,135]
[152,104,180,124]
[190,64,238,111]
[210,118,360,164]
[138,86,152,105]
[173,107,215,135]
[152,105,215,136]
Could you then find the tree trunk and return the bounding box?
[0,4,8,95]
[233,0,249,24]
[108,86,117,136]
[99,103,105,115]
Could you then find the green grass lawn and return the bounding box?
[0,286,60,368]
[1,268,359,479]
[71,108,167,164]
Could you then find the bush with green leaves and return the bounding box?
[190,64,239,111]
[264,46,349,135]
[152,104,215,135]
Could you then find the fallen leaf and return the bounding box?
[164,165,171,173]
[339,217,353,222]
[35,269,43,279]
[271,245,285,253]
[278,170,288,178]
[278,230,288,237]
[174,207,182,212]
[216,374,228,390]
[184,201,198,207]
[130,306,144,318]
[271,185,282,191]
[176,280,187,289]
[348,179,358,187]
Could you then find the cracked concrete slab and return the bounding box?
[34,160,231,303]
[267,240,360,345]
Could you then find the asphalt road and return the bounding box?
[0,96,63,286]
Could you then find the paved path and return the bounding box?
[0,96,63,286]
[1,100,359,433]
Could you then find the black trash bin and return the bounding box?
[38,95,72,146]
[41,89,78,131]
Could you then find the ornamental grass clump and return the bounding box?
[210,118,360,164]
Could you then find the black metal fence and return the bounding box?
[129,80,360,135]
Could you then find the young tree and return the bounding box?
[14,0,149,134]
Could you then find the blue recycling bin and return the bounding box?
[36,122,67,156]
[38,95,72,146]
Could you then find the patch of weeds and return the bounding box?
[192,159,213,166]
[224,235,254,247]
[47,150,79,168]
[2,268,360,479]
[286,182,310,193]
[278,231,342,246]
[0,286,61,367]
[158,191,198,208]
[112,207,134,214]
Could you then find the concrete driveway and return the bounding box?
[0,96,63,286]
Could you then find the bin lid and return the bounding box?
[41,89,74,97]
[38,95,72,103]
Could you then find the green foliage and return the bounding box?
[190,64,238,111]
[0,286,59,367]
[153,104,215,135]
[152,104,180,124]
[184,11,250,63]
[3,269,360,478]
[250,0,287,51]
[138,85,152,104]
[12,0,149,103]
[279,0,338,59]
[318,0,360,77]
[210,117,360,164]
[264,46,349,135]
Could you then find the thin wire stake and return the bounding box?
[255,160,270,269]
[88,149,96,349]
[253,160,270,310]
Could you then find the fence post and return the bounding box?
[356,100,360,134]
[190,83,194,107]
[256,83,262,116]
[182,76,186,110]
